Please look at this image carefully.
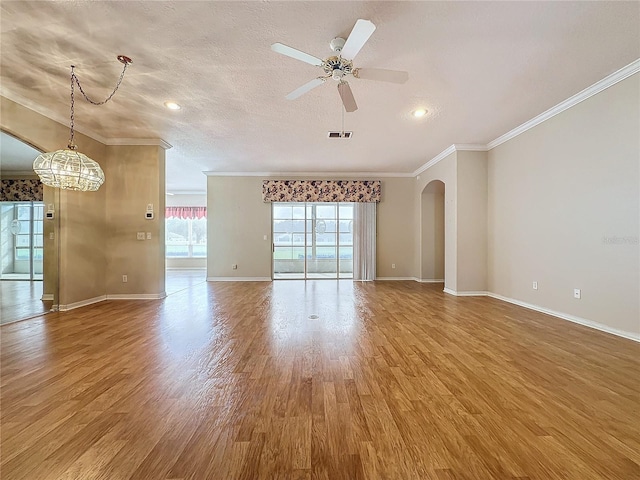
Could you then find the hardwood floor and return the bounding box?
[1,280,638,479]
[0,280,51,325]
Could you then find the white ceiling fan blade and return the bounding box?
[340,19,376,60]
[355,68,409,84]
[271,43,323,66]
[286,77,325,100]
[338,82,358,112]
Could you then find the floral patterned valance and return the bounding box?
[262,180,381,203]
[0,179,43,202]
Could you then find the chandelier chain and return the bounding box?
[67,61,130,149]
[72,62,129,106]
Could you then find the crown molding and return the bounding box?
[1,93,172,150]
[106,138,173,149]
[453,143,489,151]
[487,59,640,150]
[203,171,413,178]
[1,92,110,144]
[413,58,640,177]
[413,144,456,176]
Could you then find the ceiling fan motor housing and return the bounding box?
[330,37,346,52]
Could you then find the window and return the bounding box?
[14,203,44,262]
[165,207,207,258]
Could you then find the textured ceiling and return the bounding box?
[1,1,638,192]
[0,131,41,172]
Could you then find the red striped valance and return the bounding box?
[165,206,207,219]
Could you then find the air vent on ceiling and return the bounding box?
[328,131,353,138]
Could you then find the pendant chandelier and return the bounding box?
[33,55,132,192]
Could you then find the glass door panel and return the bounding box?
[273,202,354,280]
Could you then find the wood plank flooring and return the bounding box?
[1,280,638,479]
[0,280,51,325]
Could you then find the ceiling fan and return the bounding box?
[271,19,408,113]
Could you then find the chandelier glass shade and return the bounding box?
[33,55,131,192]
[33,148,105,192]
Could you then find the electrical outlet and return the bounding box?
[146,232,151,240]
[392,263,396,269]
[136,232,145,240]
[122,275,128,283]
[532,281,538,290]
[232,264,238,270]
[49,232,55,240]
[574,288,581,299]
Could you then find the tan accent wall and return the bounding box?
[105,145,166,296]
[487,74,639,334]
[1,97,166,306]
[206,176,416,279]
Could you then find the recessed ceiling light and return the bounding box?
[164,101,181,110]
[412,108,427,118]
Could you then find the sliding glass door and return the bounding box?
[273,202,353,279]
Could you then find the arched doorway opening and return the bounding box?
[420,180,445,283]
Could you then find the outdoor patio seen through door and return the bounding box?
[272,202,353,279]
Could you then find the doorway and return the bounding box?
[1,201,44,280]
[272,202,353,279]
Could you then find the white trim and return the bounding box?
[41,294,54,301]
[207,277,272,282]
[106,138,172,149]
[443,287,456,296]
[375,277,414,281]
[487,292,640,343]
[203,171,413,178]
[106,293,166,300]
[58,295,106,311]
[453,144,489,152]
[487,59,640,150]
[452,290,489,297]
[413,59,640,177]
[414,278,445,283]
[413,145,456,177]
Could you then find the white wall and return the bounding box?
[487,74,639,336]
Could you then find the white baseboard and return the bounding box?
[207,277,272,282]
[106,293,166,300]
[446,290,489,297]
[486,292,640,343]
[443,287,456,295]
[41,294,54,301]
[58,295,107,311]
[375,277,414,281]
[414,278,445,283]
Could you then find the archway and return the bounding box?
[420,180,445,283]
